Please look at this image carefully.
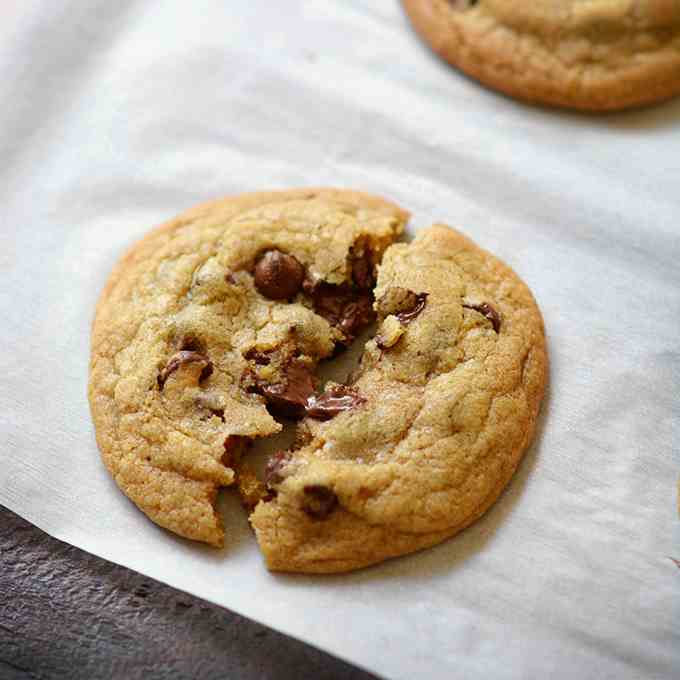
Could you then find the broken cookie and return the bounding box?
[89,189,547,573]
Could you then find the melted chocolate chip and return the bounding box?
[305,385,366,421]
[254,250,305,300]
[395,293,428,325]
[248,359,316,419]
[376,287,428,325]
[222,435,242,467]
[302,274,317,296]
[264,451,292,487]
[308,283,348,323]
[351,246,375,290]
[462,302,501,333]
[309,283,375,342]
[244,348,271,365]
[338,296,375,338]
[302,485,338,520]
[157,351,213,390]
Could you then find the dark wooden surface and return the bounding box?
[0,506,378,680]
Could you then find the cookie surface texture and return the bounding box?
[402,0,680,111]
[89,189,547,573]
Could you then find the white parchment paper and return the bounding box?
[1,2,679,678]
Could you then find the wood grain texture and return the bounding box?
[0,506,378,680]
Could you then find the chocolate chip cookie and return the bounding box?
[89,189,547,573]
[402,0,680,111]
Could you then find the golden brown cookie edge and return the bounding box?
[402,0,680,112]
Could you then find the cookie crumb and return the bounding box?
[236,462,268,512]
[375,315,406,349]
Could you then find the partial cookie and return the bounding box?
[402,0,680,111]
[251,224,547,572]
[88,189,408,547]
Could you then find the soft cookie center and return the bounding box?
[231,249,434,517]
[155,233,499,525]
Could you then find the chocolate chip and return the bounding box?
[244,348,271,365]
[264,451,292,487]
[302,274,317,296]
[253,250,305,300]
[247,359,316,419]
[338,296,375,338]
[157,350,213,390]
[302,485,338,520]
[396,293,428,325]
[307,282,346,323]
[462,302,501,333]
[305,384,366,421]
[376,287,428,325]
[309,283,375,342]
[350,245,375,290]
[222,435,242,468]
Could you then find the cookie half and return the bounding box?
[251,224,547,572]
[89,189,408,547]
[402,0,680,111]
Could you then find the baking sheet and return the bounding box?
[1,2,679,678]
